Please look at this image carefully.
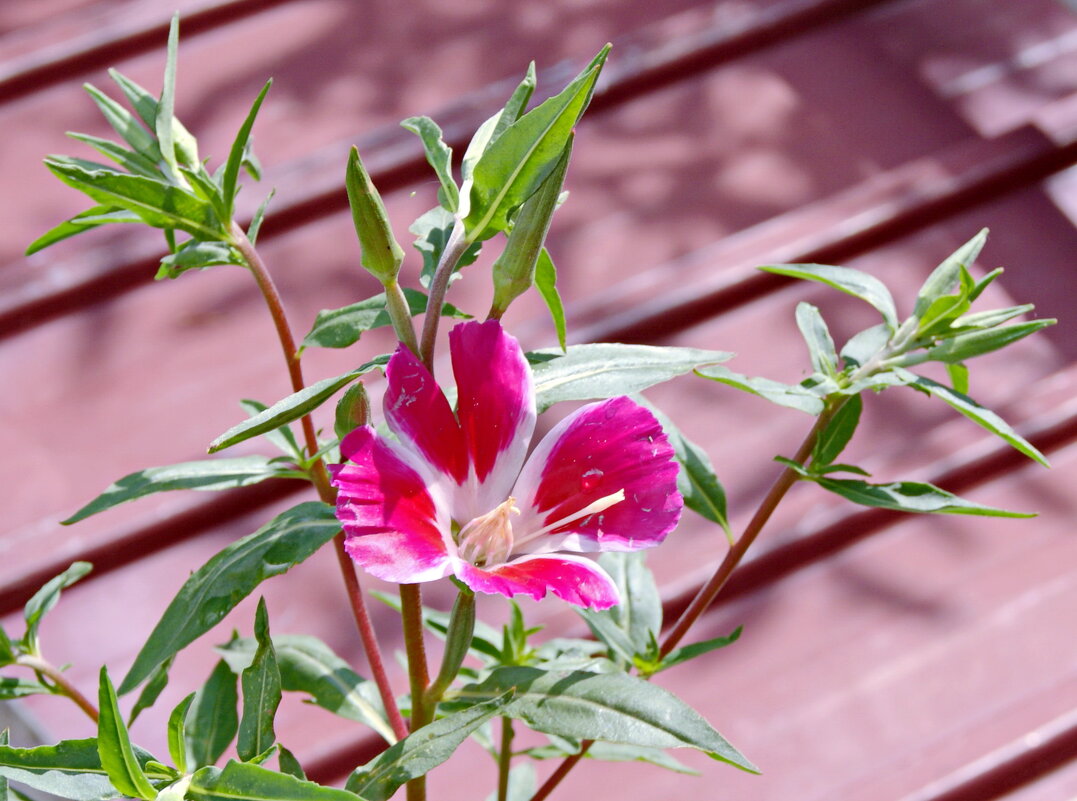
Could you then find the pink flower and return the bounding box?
[329,320,682,609]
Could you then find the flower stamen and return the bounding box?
[514,489,626,549]
[458,497,520,566]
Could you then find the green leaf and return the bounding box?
[247,189,275,245]
[97,667,158,800]
[208,358,387,453]
[695,365,824,415]
[238,402,302,459]
[795,302,838,377]
[656,627,742,674]
[812,476,1035,517]
[401,117,459,212]
[584,743,699,775]
[370,591,503,663]
[44,157,223,239]
[276,748,305,781]
[576,553,661,666]
[217,634,394,744]
[128,655,173,726]
[186,660,240,769]
[346,695,513,801]
[237,600,281,762]
[26,206,143,255]
[156,14,181,177]
[167,694,195,775]
[0,626,13,666]
[946,362,969,395]
[913,229,988,318]
[451,668,756,772]
[907,376,1048,466]
[300,289,468,353]
[223,81,273,222]
[640,401,730,538]
[489,138,572,317]
[534,248,567,351]
[463,46,608,241]
[0,679,52,700]
[119,502,341,694]
[840,323,890,369]
[529,343,731,413]
[409,206,482,288]
[189,761,361,801]
[483,763,535,801]
[759,263,898,331]
[811,395,862,468]
[22,562,92,654]
[0,739,154,801]
[915,293,970,337]
[920,320,1055,364]
[462,63,537,187]
[63,456,299,525]
[83,83,160,161]
[66,133,161,178]
[108,69,197,166]
[951,303,1034,331]
[156,240,243,279]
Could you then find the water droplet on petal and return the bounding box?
[581,468,603,492]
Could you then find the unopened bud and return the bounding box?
[346,146,405,283]
[335,381,370,440]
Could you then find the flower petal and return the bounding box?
[451,320,536,505]
[331,426,454,583]
[513,397,683,552]
[455,554,619,609]
[383,344,468,484]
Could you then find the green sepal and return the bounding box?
[186,660,240,769]
[237,600,281,762]
[97,667,158,800]
[62,456,304,525]
[489,137,572,317]
[22,562,92,654]
[208,357,388,453]
[400,117,459,213]
[346,694,514,801]
[463,46,608,241]
[528,343,731,413]
[759,263,898,331]
[344,146,405,283]
[119,502,341,694]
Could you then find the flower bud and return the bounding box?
[346,146,405,283]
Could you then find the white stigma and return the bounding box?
[458,497,520,566]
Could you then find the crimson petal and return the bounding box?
[456,554,619,609]
[331,426,453,583]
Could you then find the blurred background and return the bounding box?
[2,0,1077,799]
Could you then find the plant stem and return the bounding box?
[230,224,405,741]
[384,278,420,355]
[497,717,515,801]
[402,582,431,801]
[418,219,468,371]
[528,409,834,801]
[16,654,98,723]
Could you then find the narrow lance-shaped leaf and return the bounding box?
[208,357,388,453]
[186,660,240,769]
[119,502,341,694]
[655,627,743,674]
[907,376,1048,466]
[237,600,281,762]
[156,13,180,177]
[83,83,160,161]
[109,68,199,165]
[223,80,273,222]
[62,456,302,525]
[913,229,988,318]
[534,247,567,351]
[346,694,514,801]
[489,137,572,318]
[528,343,731,413]
[277,748,305,781]
[0,678,52,700]
[238,401,301,459]
[0,739,158,801]
[919,320,1055,365]
[946,362,969,395]
[345,146,405,283]
[811,395,862,468]
[166,694,195,775]
[128,655,174,726]
[461,62,537,186]
[696,364,825,415]
[247,188,275,244]
[760,263,898,331]
[97,668,158,801]
[22,562,92,654]
[25,206,143,255]
[67,132,161,178]
[463,46,609,241]
[576,552,661,665]
[450,668,756,773]
[812,476,1035,517]
[216,634,395,744]
[400,117,459,212]
[795,302,838,377]
[157,240,244,280]
[189,761,361,801]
